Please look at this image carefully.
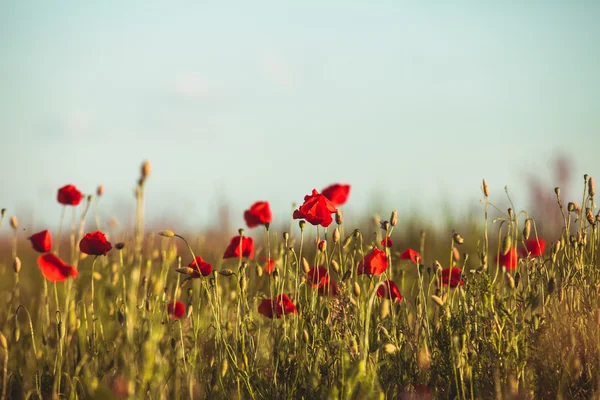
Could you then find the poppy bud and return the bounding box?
[453,232,464,245]
[12,327,20,342]
[283,232,289,241]
[507,208,513,220]
[342,235,352,249]
[501,235,512,256]
[159,230,175,238]
[256,265,263,277]
[331,228,341,244]
[219,269,234,277]
[390,210,398,227]
[318,240,327,252]
[13,257,21,273]
[10,216,18,230]
[331,260,340,273]
[482,179,489,198]
[302,258,311,274]
[431,295,445,307]
[141,160,151,179]
[586,208,595,226]
[505,273,515,289]
[238,228,244,237]
[96,185,104,196]
[353,282,361,298]
[554,187,560,197]
[589,177,596,197]
[383,343,396,354]
[523,219,531,240]
[335,210,343,225]
[0,333,6,350]
[379,299,390,319]
[220,358,228,378]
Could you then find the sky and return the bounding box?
[1,1,599,232]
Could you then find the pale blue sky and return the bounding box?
[1,1,599,230]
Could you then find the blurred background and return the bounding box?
[1,1,599,232]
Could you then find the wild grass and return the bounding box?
[0,162,599,399]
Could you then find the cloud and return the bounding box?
[261,52,296,88]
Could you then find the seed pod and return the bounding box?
[220,358,228,377]
[501,235,512,256]
[175,267,195,275]
[353,282,361,298]
[453,232,464,245]
[283,232,289,241]
[219,269,234,277]
[589,177,596,197]
[383,343,397,354]
[303,329,310,343]
[299,220,306,231]
[335,210,343,225]
[302,258,310,274]
[390,210,398,227]
[13,257,21,273]
[332,228,340,243]
[331,260,340,273]
[523,219,531,240]
[482,179,489,198]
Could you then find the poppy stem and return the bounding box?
[90,256,98,319]
[55,206,66,257]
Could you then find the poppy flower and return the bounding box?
[79,231,112,256]
[307,266,330,288]
[377,280,403,302]
[260,257,276,274]
[38,253,79,282]
[441,267,464,287]
[167,301,185,319]
[29,230,52,253]
[322,184,351,207]
[381,238,393,248]
[521,238,546,258]
[498,247,519,270]
[399,248,421,264]
[258,294,297,319]
[188,256,213,277]
[318,280,340,297]
[223,236,255,259]
[57,184,83,206]
[358,248,389,276]
[293,189,338,227]
[244,201,272,228]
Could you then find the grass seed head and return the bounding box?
[431,295,445,307]
[390,210,398,226]
[331,259,340,273]
[353,282,361,298]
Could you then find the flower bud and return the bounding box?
[159,230,175,238]
[501,235,512,256]
[299,220,306,230]
[390,210,398,227]
[96,184,104,196]
[353,282,361,298]
[331,260,340,273]
[283,232,289,241]
[13,257,21,273]
[10,216,18,230]
[342,235,353,249]
[335,210,343,225]
[589,177,596,197]
[332,228,340,243]
[141,160,151,179]
[482,179,489,198]
[219,269,234,277]
[431,295,445,307]
[318,240,327,252]
[302,258,311,274]
[523,219,531,240]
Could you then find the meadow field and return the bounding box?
[0,161,599,399]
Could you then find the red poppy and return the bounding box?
[188,256,213,277]
[260,257,276,274]
[381,238,393,248]
[441,267,464,287]
[292,189,338,227]
[317,280,340,297]
[167,301,185,319]
[322,184,351,207]
[223,236,255,259]
[521,238,546,258]
[244,201,272,228]
[307,266,330,288]
[258,294,297,318]
[498,247,519,270]
[57,184,83,206]
[38,253,79,282]
[399,248,421,264]
[79,231,112,256]
[377,280,403,302]
[29,230,52,253]
[358,248,389,276]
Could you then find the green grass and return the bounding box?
[0,166,599,399]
